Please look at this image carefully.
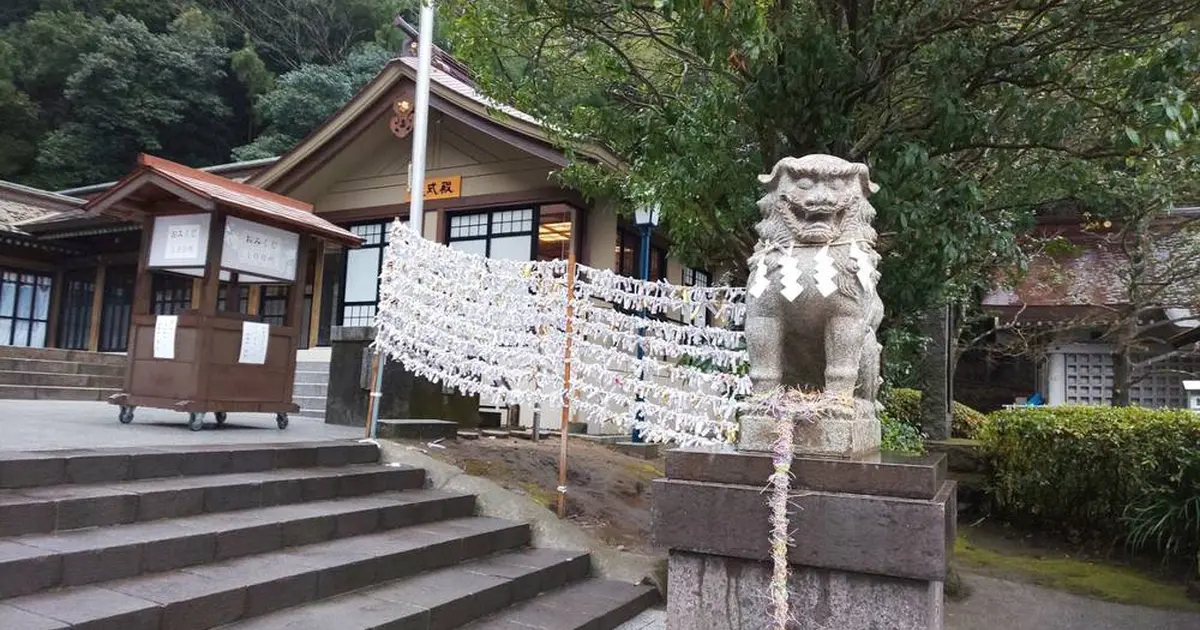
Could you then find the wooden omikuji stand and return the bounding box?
[96,154,361,431]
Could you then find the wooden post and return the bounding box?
[556,250,577,519]
[86,265,106,352]
[308,242,326,348]
[364,349,381,438]
[247,285,261,316]
[190,279,202,309]
[46,270,64,348]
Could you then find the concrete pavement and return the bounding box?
[0,400,360,451]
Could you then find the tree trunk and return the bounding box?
[1111,344,1132,407]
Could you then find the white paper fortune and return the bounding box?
[163,224,201,261]
[153,315,178,359]
[238,322,270,365]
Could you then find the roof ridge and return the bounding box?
[138,154,313,212]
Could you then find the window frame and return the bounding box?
[0,269,53,348]
[339,222,391,328]
[445,206,540,261]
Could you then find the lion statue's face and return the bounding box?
[754,155,877,247]
[775,173,860,244]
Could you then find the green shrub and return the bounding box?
[980,406,1200,563]
[881,410,925,455]
[881,388,987,438]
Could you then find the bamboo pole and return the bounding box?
[365,350,381,439]
[556,250,577,519]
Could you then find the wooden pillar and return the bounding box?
[131,216,155,318]
[86,265,106,352]
[308,242,325,348]
[46,270,65,348]
[191,279,202,309]
[247,285,261,316]
[286,237,311,328]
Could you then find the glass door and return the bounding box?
[98,266,135,352]
[0,269,52,348]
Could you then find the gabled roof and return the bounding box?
[250,54,623,191]
[58,157,279,199]
[0,180,85,233]
[983,220,1200,319]
[84,154,362,247]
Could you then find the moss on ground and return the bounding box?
[955,534,1200,612]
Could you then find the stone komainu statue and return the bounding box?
[742,154,884,454]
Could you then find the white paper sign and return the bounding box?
[163,224,201,261]
[148,213,211,269]
[238,321,270,365]
[223,216,298,281]
[153,315,178,359]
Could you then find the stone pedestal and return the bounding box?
[652,449,955,630]
[738,402,881,457]
[326,326,479,427]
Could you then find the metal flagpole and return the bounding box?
[556,249,577,519]
[368,0,436,439]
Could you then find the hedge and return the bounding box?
[980,406,1200,562]
[882,388,987,438]
[880,410,924,454]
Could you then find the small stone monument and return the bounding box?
[740,154,885,456]
[652,155,955,630]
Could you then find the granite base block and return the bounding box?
[667,551,942,630]
[738,413,880,458]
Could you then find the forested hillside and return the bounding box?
[0,0,422,190]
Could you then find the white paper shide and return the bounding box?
[238,321,270,365]
[153,315,178,359]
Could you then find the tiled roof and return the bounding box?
[398,57,542,127]
[0,180,84,233]
[984,225,1200,313]
[85,155,362,247]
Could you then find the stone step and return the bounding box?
[376,419,458,442]
[0,442,379,489]
[0,370,124,389]
[295,410,325,419]
[293,395,326,411]
[0,516,529,630]
[0,384,121,401]
[0,489,477,598]
[292,383,327,397]
[293,371,329,385]
[0,347,127,367]
[294,362,331,374]
[0,357,126,377]
[0,464,426,537]
[461,578,660,629]
[220,547,591,630]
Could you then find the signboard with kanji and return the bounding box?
[407,176,462,201]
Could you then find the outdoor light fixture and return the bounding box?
[631,201,661,443]
[634,202,661,227]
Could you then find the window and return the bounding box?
[216,283,250,314]
[0,270,52,348]
[151,274,192,315]
[58,271,94,350]
[260,286,289,326]
[341,222,398,327]
[616,229,667,280]
[448,208,536,261]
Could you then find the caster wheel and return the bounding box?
[214,412,227,427]
[188,412,205,432]
[276,413,289,430]
[118,405,134,424]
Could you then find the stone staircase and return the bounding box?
[293,360,331,419]
[0,441,656,629]
[0,346,125,401]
